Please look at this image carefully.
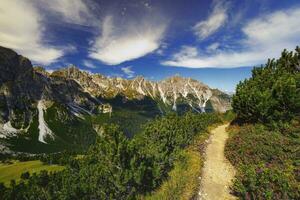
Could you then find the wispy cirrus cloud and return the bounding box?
[89,15,167,65]
[0,0,65,65]
[206,42,220,52]
[193,1,229,40]
[37,0,94,25]
[121,66,135,78]
[0,0,94,65]
[83,60,97,69]
[163,7,300,68]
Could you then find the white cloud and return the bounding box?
[121,66,135,78]
[193,1,228,40]
[83,60,97,69]
[172,46,198,59]
[38,0,93,25]
[242,9,300,47]
[155,42,168,55]
[162,47,270,68]
[0,0,63,65]
[163,7,300,68]
[89,15,167,65]
[206,42,220,52]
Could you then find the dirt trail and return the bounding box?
[198,124,236,200]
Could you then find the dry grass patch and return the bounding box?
[143,131,211,200]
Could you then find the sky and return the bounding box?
[1,0,300,92]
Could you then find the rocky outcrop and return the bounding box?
[53,66,231,113]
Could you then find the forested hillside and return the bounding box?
[0,113,222,199]
[226,47,300,199]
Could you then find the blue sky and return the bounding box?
[1,0,300,92]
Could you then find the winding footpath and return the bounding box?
[198,124,236,200]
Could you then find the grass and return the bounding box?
[0,160,64,187]
[142,127,213,200]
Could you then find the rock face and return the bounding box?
[0,46,231,151]
[0,47,99,130]
[0,46,36,128]
[0,47,33,85]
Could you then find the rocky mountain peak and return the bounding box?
[0,47,231,132]
[42,65,231,113]
[0,47,231,150]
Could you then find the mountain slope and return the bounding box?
[53,66,231,113]
[0,47,98,153]
[0,46,231,154]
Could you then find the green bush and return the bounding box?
[232,47,300,125]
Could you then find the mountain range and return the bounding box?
[0,46,231,154]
